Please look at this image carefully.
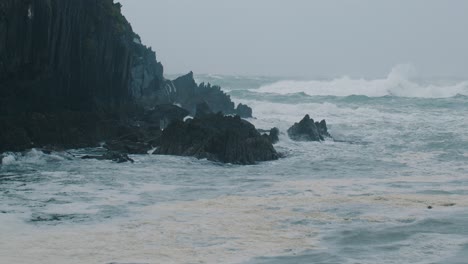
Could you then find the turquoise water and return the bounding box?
[1,70,468,263]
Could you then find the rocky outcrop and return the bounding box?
[265,127,280,144]
[0,0,141,113]
[82,151,134,163]
[195,102,213,118]
[258,128,280,144]
[0,0,151,152]
[0,111,117,152]
[0,0,255,155]
[142,104,190,129]
[128,38,165,105]
[155,113,278,165]
[236,103,253,118]
[287,115,331,141]
[171,72,253,118]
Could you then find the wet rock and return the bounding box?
[267,127,280,144]
[195,102,214,118]
[104,122,163,154]
[0,0,256,156]
[287,115,332,141]
[259,127,280,144]
[143,104,190,129]
[171,72,243,116]
[155,113,278,165]
[0,122,32,151]
[236,103,253,118]
[103,140,151,155]
[82,151,134,163]
[0,0,143,113]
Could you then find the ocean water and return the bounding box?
[1,67,468,264]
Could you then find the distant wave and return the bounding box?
[255,65,468,98]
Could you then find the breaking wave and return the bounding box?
[255,65,468,98]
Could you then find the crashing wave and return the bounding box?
[255,65,468,98]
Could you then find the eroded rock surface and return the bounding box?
[156,113,278,165]
[287,115,331,141]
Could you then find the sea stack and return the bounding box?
[287,115,332,141]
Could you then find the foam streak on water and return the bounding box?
[1,69,468,264]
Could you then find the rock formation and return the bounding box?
[266,127,280,144]
[195,102,214,118]
[82,151,134,163]
[236,103,253,118]
[0,0,260,162]
[171,72,253,118]
[155,113,278,165]
[287,115,331,141]
[0,1,138,113]
[142,104,190,129]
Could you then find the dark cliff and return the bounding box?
[1,0,137,112]
[0,0,252,152]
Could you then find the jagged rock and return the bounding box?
[171,72,240,115]
[155,113,278,165]
[0,0,256,158]
[129,37,165,106]
[258,128,280,144]
[82,151,134,163]
[267,127,280,144]
[104,121,163,154]
[103,140,150,155]
[0,0,149,152]
[287,115,331,141]
[195,102,214,118]
[143,104,189,129]
[236,103,253,118]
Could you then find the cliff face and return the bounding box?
[0,0,165,151]
[0,0,169,114]
[0,0,252,152]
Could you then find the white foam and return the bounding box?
[255,65,468,98]
[0,195,319,264]
[355,233,468,264]
[1,153,17,165]
[2,183,466,264]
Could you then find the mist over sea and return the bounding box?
[1,66,468,264]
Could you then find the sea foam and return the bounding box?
[255,65,468,98]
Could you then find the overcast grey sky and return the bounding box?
[118,0,468,78]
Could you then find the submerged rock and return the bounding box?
[287,115,331,141]
[82,151,134,163]
[155,113,278,164]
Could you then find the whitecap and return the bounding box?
[254,65,468,98]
